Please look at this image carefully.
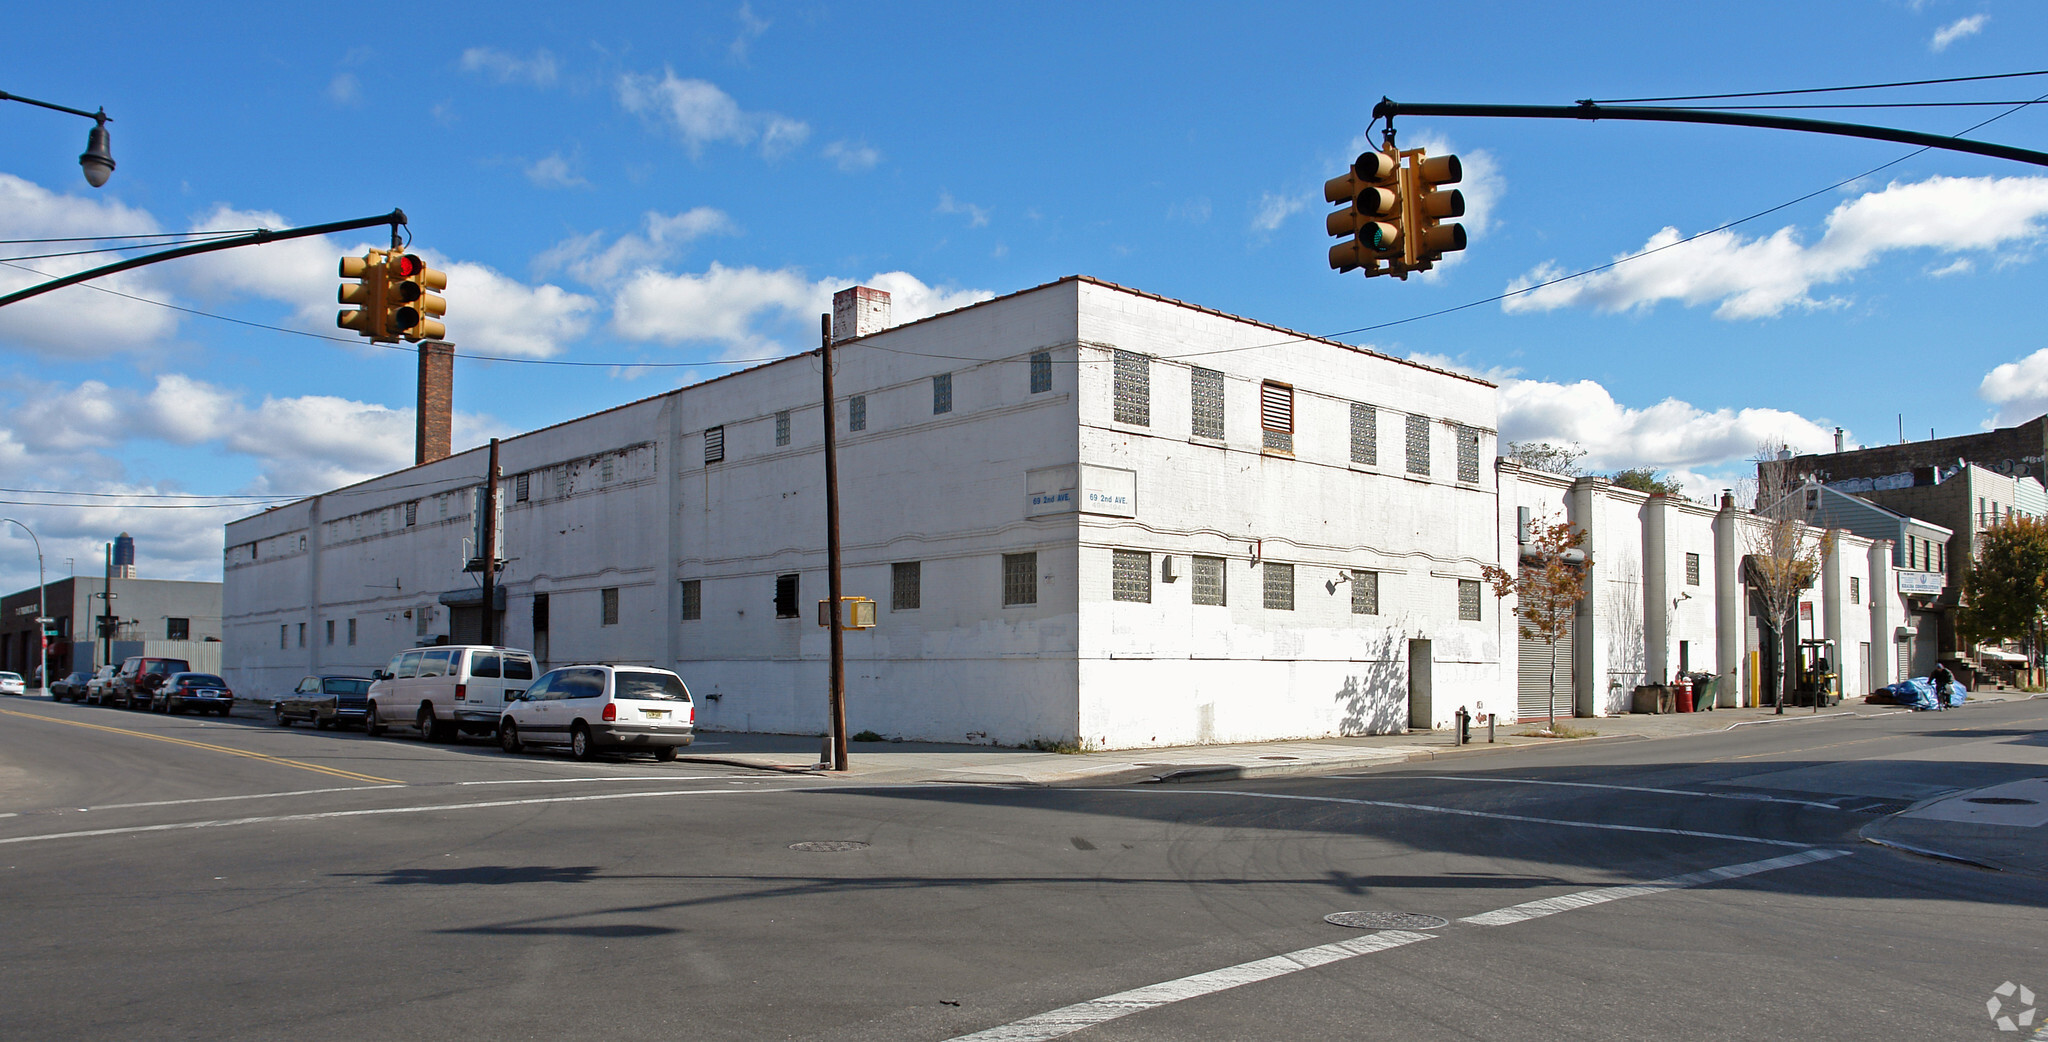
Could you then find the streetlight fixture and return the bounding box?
[1,90,115,188]
[1,519,48,696]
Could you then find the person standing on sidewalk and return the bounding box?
[1929,662,1954,711]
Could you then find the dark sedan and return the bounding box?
[273,675,373,729]
[50,671,91,701]
[156,672,235,716]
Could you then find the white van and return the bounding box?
[365,645,538,742]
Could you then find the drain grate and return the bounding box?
[1965,796,2039,806]
[1325,911,1448,931]
[1259,755,1299,761]
[789,840,870,852]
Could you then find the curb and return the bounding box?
[1857,828,2004,873]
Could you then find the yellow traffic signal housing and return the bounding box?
[337,248,392,341]
[1408,153,1468,264]
[1325,150,1406,276]
[817,596,877,629]
[385,253,449,341]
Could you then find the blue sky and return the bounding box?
[2,0,2046,590]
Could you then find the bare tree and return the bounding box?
[1503,441,1586,476]
[1484,513,1591,734]
[1749,445,1832,712]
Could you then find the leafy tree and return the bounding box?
[1957,514,2048,669]
[1503,441,1586,477]
[1483,514,1590,733]
[1609,467,1686,496]
[1749,454,1831,711]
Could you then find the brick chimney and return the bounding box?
[416,340,454,465]
[832,286,891,342]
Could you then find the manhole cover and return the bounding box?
[1324,911,1448,931]
[789,840,870,852]
[1965,796,2039,806]
[1260,755,1299,761]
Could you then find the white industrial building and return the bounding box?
[223,276,1929,749]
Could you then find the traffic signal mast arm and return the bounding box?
[1371,98,2048,169]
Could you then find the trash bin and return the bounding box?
[1675,676,1694,714]
[1631,684,1674,714]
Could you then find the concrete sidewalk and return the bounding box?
[680,690,2040,788]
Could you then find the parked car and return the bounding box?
[273,675,373,729]
[365,645,538,742]
[154,672,235,715]
[84,665,119,705]
[0,672,23,696]
[50,671,91,701]
[112,656,191,710]
[496,664,695,762]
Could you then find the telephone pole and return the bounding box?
[820,314,849,772]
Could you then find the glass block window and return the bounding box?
[1685,552,1701,586]
[1112,349,1150,426]
[1003,552,1038,606]
[324,619,334,646]
[1350,403,1377,465]
[1112,550,1152,603]
[298,623,306,647]
[1191,367,1225,439]
[406,501,418,526]
[1405,414,1431,476]
[775,410,791,447]
[774,574,799,618]
[1030,351,1053,394]
[1850,576,1861,604]
[680,580,701,621]
[1456,425,1481,483]
[1260,381,1293,454]
[601,587,620,626]
[704,426,725,464]
[1458,579,1482,621]
[1350,570,1379,615]
[347,617,357,646]
[601,457,615,482]
[1263,561,1294,611]
[515,472,530,502]
[1192,555,1226,606]
[933,373,953,415]
[849,394,867,432]
[892,561,921,611]
[417,606,429,636]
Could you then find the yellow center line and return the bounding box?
[0,709,405,785]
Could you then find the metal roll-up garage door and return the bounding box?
[1517,627,1573,722]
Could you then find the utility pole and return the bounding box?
[481,438,500,646]
[100,542,112,670]
[820,314,849,772]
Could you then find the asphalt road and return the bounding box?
[1,695,2043,1041]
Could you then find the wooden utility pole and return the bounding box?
[821,314,849,771]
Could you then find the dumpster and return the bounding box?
[1631,683,1674,714]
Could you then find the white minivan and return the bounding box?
[365,645,539,742]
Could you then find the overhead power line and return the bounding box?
[1589,68,2048,105]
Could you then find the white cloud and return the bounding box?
[611,263,992,356]
[616,68,810,159]
[730,3,771,64]
[1250,192,1305,233]
[460,47,559,86]
[326,73,361,106]
[1170,198,1212,224]
[1979,347,2048,427]
[434,258,598,359]
[1931,14,1987,51]
[823,140,881,172]
[1504,174,2048,319]
[537,208,739,285]
[936,191,990,228]
[0,175,180,356]
[525,152,589,189]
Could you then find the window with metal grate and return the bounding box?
[1263,561,1294,610]
[1191,367,1225,440]
[933,373,952,415]
[1405,414,1430,476]
[1113,350,1150,426]
[1456,425,1481,483]
[1030,352,1053,394]
[1458,579,1481,621]
[1112,550,1152,603]
[1192,555,1226,606]
[602,587,620,626]
[774,574,799,618]
[849,394,866,431]
[775,410,790,446]
[704,426,725,464]
[515,472,530,502]
[680,580,701,621]
[1350,403,1376,465]
[1261,381,1293,454]
[892,561,921,611]
[1003,553,1038,606]
[1350,570,1379,615]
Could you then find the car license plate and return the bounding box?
[643,709,668,719]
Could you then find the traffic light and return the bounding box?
[1408,153,1468,265]
[338,248,390,341]
[385,253,448,341]
[1325,150,1405,276]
